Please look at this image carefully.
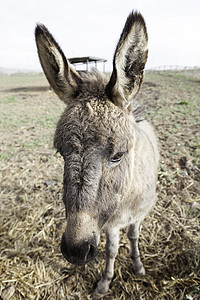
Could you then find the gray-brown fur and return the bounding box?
[35,11,159,298]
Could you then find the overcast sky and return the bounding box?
[1,0,200,72]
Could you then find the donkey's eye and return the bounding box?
[110,152,124,163]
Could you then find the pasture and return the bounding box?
[0,72,199,299]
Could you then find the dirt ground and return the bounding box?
[0,72,199,300]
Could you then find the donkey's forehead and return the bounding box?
[67,98,132,138]
[55,97,134,156]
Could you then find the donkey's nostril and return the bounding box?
[60,234,69,261]
[86,243,97,261]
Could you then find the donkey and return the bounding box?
[35,11,159,297]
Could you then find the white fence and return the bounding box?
[146,66,200,79]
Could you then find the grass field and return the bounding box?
[0,72,199,299]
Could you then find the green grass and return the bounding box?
[0,96,19,104]
[178,100,189,105]
[0,74,65,161]
[145,72,200,167]
[0,151,14,160]
[0,73,47,89]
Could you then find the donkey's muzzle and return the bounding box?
[60,233,98,265]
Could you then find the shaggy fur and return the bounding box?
[35,11,159,298]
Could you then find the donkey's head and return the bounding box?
[35,11,148,265]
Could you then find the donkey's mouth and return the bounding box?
[60,234,98,266]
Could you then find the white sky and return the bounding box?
[1,0,200,72]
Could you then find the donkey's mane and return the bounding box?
[132,101,145,123]
[77,69,108,101]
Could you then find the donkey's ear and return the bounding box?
[35,24,81,103]
[106,11,148,109]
